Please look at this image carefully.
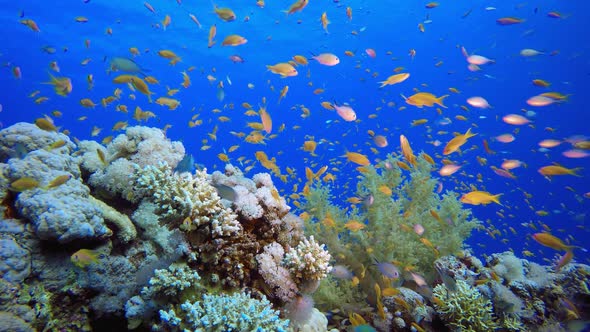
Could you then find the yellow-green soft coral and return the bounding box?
[302,155,479,309]
[432,280,497,332]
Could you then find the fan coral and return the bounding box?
[432,279,497,332]
[158,292,289,332]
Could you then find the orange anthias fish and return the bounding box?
[538,165,582,177]
[403,92,449,108]
[221,34,248,46]
[460,190,502,206]
[344,151,370,166]
[259,105,272,134]
[208,24,217,48]
[443,128,477,155]
[266,63,298,77]
[214,5,236,21]
[378,73,410,88]
[43,73,73,97]
[400,135,416,166]
[532,233,575,251]
[71,248,102,268]
[496,17,525,25]
[284,0,309,14]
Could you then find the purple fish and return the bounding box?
[376,261,400,279]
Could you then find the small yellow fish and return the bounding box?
[460,191,502,205]
[35,117,57,131]
[71,248,102,268]
[10,177,40,192]
[45,174,72,189]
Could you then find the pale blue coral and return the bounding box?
[141,263,201,298]
[0,236,31,284]
[159,292,289,332]
[0,122,75,161]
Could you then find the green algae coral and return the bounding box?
[432,280,497,332]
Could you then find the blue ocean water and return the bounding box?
[0,0,588,269]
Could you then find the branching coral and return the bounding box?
[190,164,304,289]
[283,236,332,282]
[432,279,497,332]
[256,242,299,302]
[130,162,240,236]
[158,292,289,332]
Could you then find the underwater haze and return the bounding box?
[0,0,589,331]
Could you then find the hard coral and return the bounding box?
[256,242,299,302]
[432,279,497,332]
[131,163,239,235]
[0,122,75,161]
[158,292,289,332]
[80,125,184,201]
[192,164,304,290]
[283,236,333,282]
[107,126,184,169]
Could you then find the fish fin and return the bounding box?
[437,94,449,108]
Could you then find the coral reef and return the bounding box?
[2,122,586,332]
[0,123,333,331]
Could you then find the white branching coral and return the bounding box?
[256,242,299,302]
[283,236,332,282]
[131,163,240,235]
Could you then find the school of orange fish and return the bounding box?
[7,1,588,264]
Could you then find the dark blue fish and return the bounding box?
[14,143,28,159]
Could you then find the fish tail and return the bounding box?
[571,167,583,177]
[493,194,503,206]
[464,127,477,138]
[437,94,449,108]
